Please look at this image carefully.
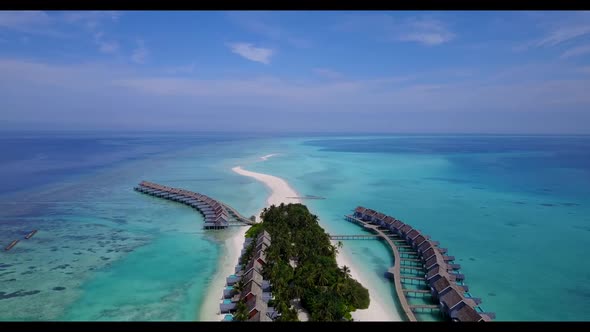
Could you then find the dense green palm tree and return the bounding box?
[341,265,351,279]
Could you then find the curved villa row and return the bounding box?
[134,181,254,229]
[346,206,495,322]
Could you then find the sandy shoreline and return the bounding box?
[332,245,402,321]
[198,226,248,321]
[199,155,401,321]
[232,166,301,207]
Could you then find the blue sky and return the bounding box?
[1,11,589,133]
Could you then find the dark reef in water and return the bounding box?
[50,264,70,271]
[0,290,41,300]
[562,202,580,207]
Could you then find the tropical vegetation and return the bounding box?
[248,203,370,321]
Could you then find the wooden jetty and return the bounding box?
[329,234,381,240]
[4,239,19,251]
[25,230,38,239]
[410,305,440,313]
[343,208,495,322]
[134,181,254,230]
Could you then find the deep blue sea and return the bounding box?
[0,132,588,321]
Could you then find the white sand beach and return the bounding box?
[232,166,301,207]
[198,226,248,321]
[333,246,403,321]
[230,161,402,322]
[260,153,279,161]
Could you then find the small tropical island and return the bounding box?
[221,203,370,321]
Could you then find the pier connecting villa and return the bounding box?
[134,181,255,229]
[4,229,39,251]
[336,207,495,322]
[219,230,277,322]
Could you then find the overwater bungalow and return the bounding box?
[399,224,413,238]
[422,247,437,261]
[354,206,367,219]
[424,255,439,270]
[391,220,404,233]
[418,241,433,254]
[430,276,452,298]
[439,288,464,313]
[215,214,229,227]
[383,216,395,225]
[344,205,495,322]
[426,265,445,282]
[412,234,427,249]
[450,304,485,322]
[374,212,386,224]
[363,209,376,222]
[406,229,420,242]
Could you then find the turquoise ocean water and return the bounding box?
[0,133,588,321]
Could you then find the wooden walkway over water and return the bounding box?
[329,234,381,240]
[134,181,254,229]
[342,211,495,322]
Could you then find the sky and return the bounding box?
[0,10,589,134]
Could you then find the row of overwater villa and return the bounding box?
[347,207,495,322]
[134,181,254,229]
[219,230,278,321]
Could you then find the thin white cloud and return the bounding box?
[313,68,345,80]
[515,13,590,52]
[287,37,312,49]
[228,43,273,64]
[226,12,311,49]
[561,44,590,59]
[99,40,120,54]
[397,18,455,46]
[334,14,454,46]
[131,40,148,64]
[536,25,590,48]
[62,11,121,25]
[226,12,282,40]
[2,58,590,119]
[0,11,66,37]
[0,11,52,30]
[94,31,119,54]
[164,63,196,75]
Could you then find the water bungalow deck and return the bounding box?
[24,230,38,239]
[134,181,255,229]
[329,234,381,240]
[4,239,19,251]
[343,209,494,322]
